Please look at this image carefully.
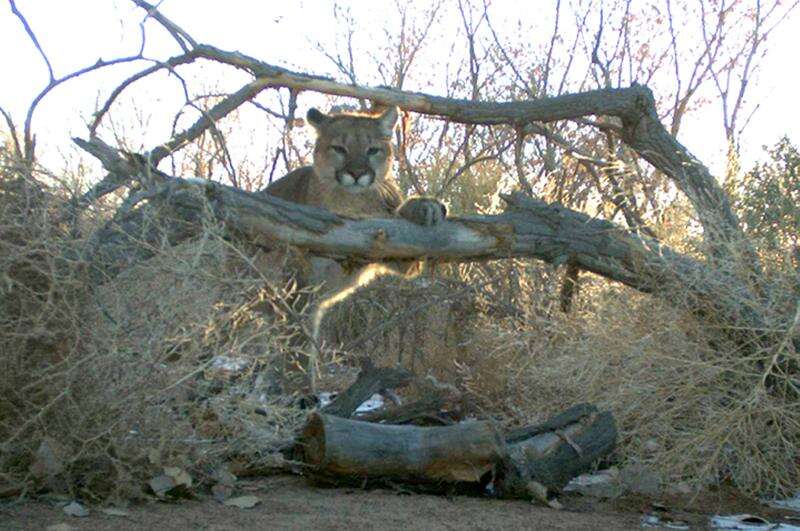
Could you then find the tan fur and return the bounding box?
[262,107,446,391]
[265,108,404,217]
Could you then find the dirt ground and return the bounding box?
[2,475,798,531]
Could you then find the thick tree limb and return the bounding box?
[321,359,412,418]
[79,31,746,263]
[74,136,767,341]
[186,44,746,261]
[297,405,616,499]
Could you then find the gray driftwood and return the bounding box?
[298,412,505,484]
[497,404,617,497]
[297,405,616,500]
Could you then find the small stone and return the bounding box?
[666,481,693,496]
[621,464,662,497]
[46,524,76,531]
[212,483,233,502]
[223,495,260,509]
[149,474,177,498]
[643,439,661,453]
[62,501,89,518]
[564,469,624,499]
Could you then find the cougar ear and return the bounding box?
[377,106,399,137]
[307,108,329,129]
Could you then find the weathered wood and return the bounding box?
[184,45,751,264]
[74,138,773,356]
[321,359,412,418]
[497,404,617,497]
[298,413,505,483]
[297,405,617,499]
[357,392,449,425]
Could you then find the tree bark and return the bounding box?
[298,413,504,484]
[187,45,751,265]
[74,136,768,343]
[297,405,617,500]
[498,404,618,497]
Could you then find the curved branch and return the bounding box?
[187,44,746,259]
[74,135,765,341]
[9,0,54,82]
[89,52,198,136]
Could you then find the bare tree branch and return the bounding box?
[132,0,197,52]
[74,135,770,346]
[0,105,22,160]
[8,0,54,82]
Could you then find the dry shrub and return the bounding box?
[0,156,306,501]
[318,260,563,410]
[323,241,800,497]
[493,269,800,497]
[2,135,798,501]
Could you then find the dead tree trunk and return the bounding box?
[298,413,505,484]
[297,404,616,500]
[74,137,771,350]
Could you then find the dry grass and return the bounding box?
[0,154,308,502]
[1,143,799,502]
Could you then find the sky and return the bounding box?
[1,0,799,181]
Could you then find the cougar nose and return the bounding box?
[356,172,373,187]
[345,166,373,187]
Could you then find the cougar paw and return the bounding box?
[396,197,447,226]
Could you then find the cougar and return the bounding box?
[263,106,446,390]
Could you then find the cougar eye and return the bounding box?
[330,145,347,155]
[367,147,383,157]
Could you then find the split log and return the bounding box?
[297,405,616,499]
[298,412,504,484]
[496,404,617,497]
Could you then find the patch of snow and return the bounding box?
[355,393,385,413]
[766,492,800,512]
[710,514,800,530]
[210,355,249,373]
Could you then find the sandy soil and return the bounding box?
[2,475,797,530]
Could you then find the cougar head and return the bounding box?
[307,106,398,192]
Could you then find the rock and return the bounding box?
[621,464,661,497]
[564,468,624,499]
[62,501,89,518]
[643,439,661,453]
[666,481,693,496]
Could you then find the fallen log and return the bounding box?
[497,404,617,498]
[75,136,772,352]
[357,392,449,425]
[320,358,412,418]
[298,412,504,484]
[296,404,616,500]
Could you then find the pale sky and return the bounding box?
[1,0,799,180]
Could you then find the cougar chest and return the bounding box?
[308,176,391,218]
